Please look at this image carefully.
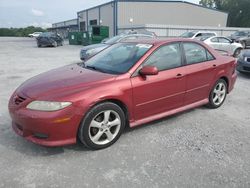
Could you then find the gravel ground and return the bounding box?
[0,37,250,188]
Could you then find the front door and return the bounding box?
[131,43,186,121]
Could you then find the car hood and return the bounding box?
[16,63,116,99]
[241,49,250,57]
[81,43,109,51]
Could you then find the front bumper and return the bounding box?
[9,94,83,147]
[237,59,250,73]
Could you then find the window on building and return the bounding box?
[89,20,97,26]
[80,21,86,31]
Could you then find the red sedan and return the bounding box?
[9,38,237,149]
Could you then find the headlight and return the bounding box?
[86,49,97,55]
[26,101,72,111]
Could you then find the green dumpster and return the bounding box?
[86,26,109,45]
[68,32,78,45]
[69,26,109,46]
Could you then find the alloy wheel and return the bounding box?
[212,82,226,106]
[88,110,121,145]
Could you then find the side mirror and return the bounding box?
[139,66,158,76]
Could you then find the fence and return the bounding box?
[118,24,250,37]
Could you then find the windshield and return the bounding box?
[180,31,196,38]
[103,35,124,44]
[84,43,152,74]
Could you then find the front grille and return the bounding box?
[14,95,26,105]
[243,66,250,72]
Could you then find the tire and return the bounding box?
[233,48,242,58]
[207,79,227,109]
[52,41,57,47]
[78,102,126,150]
[241,41,246,49]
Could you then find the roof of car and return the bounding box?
[123,38,204,45]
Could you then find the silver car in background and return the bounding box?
[80,32,156,61]
[180,31,217,39]
[203,36,243,57]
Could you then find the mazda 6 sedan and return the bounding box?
[9,38,237,150]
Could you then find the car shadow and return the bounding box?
[237,71,250,79]
[2,107,201,156]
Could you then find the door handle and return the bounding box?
[175,73,184,78]
[212,64,217,68]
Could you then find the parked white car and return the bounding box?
[28,32,43,38]
[203,36,243,57]
[180,31,217,39]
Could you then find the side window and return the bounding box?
[183,43,212,64]
[196,33,202,37]
[207,51,215,61]
[143,43,182,71]
[211,37,219,42]
[218,37,230,43]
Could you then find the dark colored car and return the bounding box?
[9,38,237,150]
[36,32,63,47]
[237,50,250,73]
[80,33,155,61]
[229,31,250,49]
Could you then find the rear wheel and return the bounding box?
[78,102,125,150]
[233,48,242,58]
[241,41,246,49]
[52,41,57,47]
[207,79,227,109]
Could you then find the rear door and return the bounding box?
[182,42,217,105]
[131,43,186,120]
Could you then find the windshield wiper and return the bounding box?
[86,65,97,70]
[85,65,107,73]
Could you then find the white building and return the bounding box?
[77,0,228,37]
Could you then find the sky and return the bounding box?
[0,0,200,28]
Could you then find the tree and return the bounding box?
[0,26,47,37]
[199,0,250,27]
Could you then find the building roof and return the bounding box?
[77,0,228,15]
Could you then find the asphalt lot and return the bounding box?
[0,37,250,188]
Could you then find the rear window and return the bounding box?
[39,32,54,37]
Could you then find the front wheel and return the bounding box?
[78,102,126,150]
[207,79,227,109]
